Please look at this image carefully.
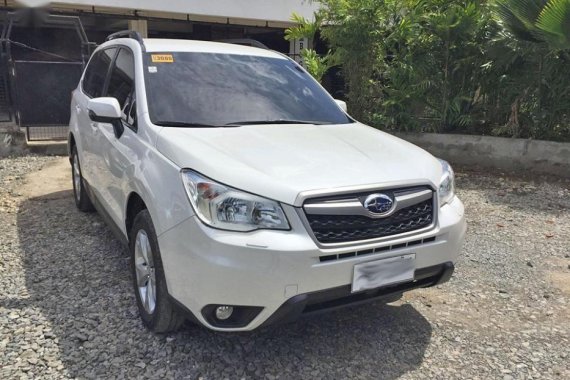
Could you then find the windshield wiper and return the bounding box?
[225,119,328,126]
[154,121,233,128]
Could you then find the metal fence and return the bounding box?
[1,10,94,141]
[12,60,82,140]
[25,125,69,141]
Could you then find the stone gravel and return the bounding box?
[0,155,569,379]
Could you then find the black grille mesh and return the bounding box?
[306,199,433,244]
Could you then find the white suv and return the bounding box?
[68,31,466,332]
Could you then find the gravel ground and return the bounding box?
[0,155,569,379]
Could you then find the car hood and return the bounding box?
[156,122,443,206]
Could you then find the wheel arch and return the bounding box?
[68,132,76,161]
[125,192,148,239]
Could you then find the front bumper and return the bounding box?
[157,196,466,331]
[259,261,454,328]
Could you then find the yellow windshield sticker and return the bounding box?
[151,54,174,63]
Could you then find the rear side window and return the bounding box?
[82,48,117,98]
[106,48,135,110]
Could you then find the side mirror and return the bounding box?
[334,99,347,113]
[88,97,121,122]
[87,97,124,138]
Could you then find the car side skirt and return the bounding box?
[83,179,129,249]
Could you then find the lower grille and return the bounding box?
[319,236,437,262]
[303,188,435,244]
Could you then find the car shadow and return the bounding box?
[16,190,433,379]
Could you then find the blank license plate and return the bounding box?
[352,254,416,292]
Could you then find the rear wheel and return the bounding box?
[71,146,95,212]
[130,210,185,333]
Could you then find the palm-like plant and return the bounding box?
[493,0,570,139]
[285,12,337,82]
[537,0,570,48]
[284,12,322,43]
[495,0,570,49]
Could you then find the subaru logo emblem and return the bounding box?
[363,193,395,216]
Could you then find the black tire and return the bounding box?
[71,146,95,212]
[129,210,185,333]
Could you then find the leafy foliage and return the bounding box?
[285,12,337,82]
[299,49,337,82]
[536,0,570,49]
[285,12,322,42]
[300,0,570,141]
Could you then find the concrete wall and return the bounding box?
[0,128,27,156]
[393,132,570,177]
[20,0,319,25]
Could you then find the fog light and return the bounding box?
[215,306,234,320]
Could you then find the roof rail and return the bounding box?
[216,39,269,50]
[106,30,145,50]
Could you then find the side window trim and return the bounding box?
[123,90,137,132]
[101,48,120,99]
[105,46,137,132]
[80,51,98,97]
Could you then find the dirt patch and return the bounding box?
[548,272,570,295]
[22,157,71,199]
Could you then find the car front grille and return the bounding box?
[303,187,435,244]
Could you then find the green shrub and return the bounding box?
[301,0,570,142]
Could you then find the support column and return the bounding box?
[128,19,148,38]
[288,37,311,65]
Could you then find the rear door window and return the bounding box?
[82,48,117,98]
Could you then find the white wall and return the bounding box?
[19,0,319,24]
[393,132,570,177]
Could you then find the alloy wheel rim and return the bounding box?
[72,154,81,201]
[134,230,157,314]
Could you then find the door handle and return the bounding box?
[75,105,81,114]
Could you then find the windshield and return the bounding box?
[143,52,352,126]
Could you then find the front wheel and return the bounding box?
[130,210,185,333]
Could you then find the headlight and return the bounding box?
[181,169,290,231]
[438,159,455,206]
